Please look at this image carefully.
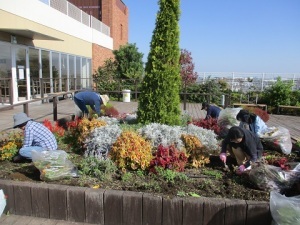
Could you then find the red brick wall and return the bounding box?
[102,0,128,50]
[92,44,114,74]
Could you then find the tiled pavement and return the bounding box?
[0,214,97,225]
[0,99,206,132]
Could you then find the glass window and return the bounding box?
[0,44,12,103]
[41,50,50,93]
[69,55,75,90]
[0,44,11,79]
[52,52,59,92]
[29,48,40,96]
[15,47,27,98]
[61,53,68,91]
[76,56,81,89]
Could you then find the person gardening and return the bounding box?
[236,109,268,136]
[201,102,222,120]
[12,112,58,162]
[74,90,109,117]
[219,126,263,174]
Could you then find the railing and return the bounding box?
[39,0,110,36]
[0,91,76,121]
[95,79,231,109]
[198,72,300,91]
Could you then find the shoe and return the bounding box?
[13,155,31,163]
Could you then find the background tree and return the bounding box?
[261,77,293,107]
[137,0,181,125]
[179,49,198,87]
[93,58,118,92]
[113,43,144,81]
[180,49,197,106]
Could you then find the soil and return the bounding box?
[0,152,299,202]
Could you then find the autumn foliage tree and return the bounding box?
[179,49,198,87]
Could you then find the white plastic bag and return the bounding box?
[270,191,300,225]
[32,150,78,181]
[217,107,241,137]
[0,189,6,217]
[259,126,292,154]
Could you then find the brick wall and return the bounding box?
[102,0,128,50]
[92,44,114,74]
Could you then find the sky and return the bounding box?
[122,0,300,75]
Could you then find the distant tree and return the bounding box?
[93,58,118,92]
[113,43,144,80]
[261,77,293,107]
[179,49,198,87]
[137,0,181,125]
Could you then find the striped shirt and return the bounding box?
[23,121,57,150]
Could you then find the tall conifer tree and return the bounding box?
[137,0,181,125]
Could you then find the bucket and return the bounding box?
[122,90,131,103]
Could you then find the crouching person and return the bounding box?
[219,126,263,174]
[12,112,58,162]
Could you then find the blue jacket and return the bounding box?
[74,91,102,114]
[205,105,221,119]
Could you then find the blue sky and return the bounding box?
[122,0,300,75]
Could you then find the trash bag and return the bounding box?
[259,126,292,154]
[32,150,78,181]
[0,189,6,217]
[217,107,241,138]
[248,162,300,192]
[270,191,300,225]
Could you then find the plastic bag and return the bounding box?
[248,162,300,192]
[32,150,78,181]
[270,191,300,225]
[259,126,292,154]
[217,107,241,137]
[0,189,6,217]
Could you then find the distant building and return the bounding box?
[0,0,128,104]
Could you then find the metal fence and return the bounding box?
[198,72,300,92]
[39,0,110,36]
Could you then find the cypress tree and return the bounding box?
[137,0,181,125]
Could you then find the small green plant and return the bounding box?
[79,157,117,181]
[202,169,222,179]
[121,172,133,182]
[154,166,188,184]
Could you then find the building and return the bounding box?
[0,0,128,104]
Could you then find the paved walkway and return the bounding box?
[0,99,206,131]
[0,214,97,225]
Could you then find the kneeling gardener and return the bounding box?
[219,126,263,174]
[13,112,58,162]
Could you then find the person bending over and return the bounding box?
[201,102,222,120]
[236,109,268,136]
[74,90,109,117]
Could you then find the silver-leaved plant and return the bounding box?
[138,123,184,150]
[183,124,219,154]
[84,124,122,160]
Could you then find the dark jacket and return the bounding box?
[205,105,221,119]
[74,91,102,114]
[221,127,263,167]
